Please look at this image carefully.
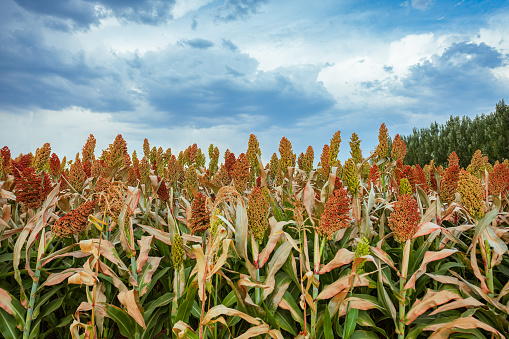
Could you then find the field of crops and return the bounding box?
[0,124,508,339]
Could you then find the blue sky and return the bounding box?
[1,0,508,163]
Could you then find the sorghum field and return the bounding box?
[0,124,508,339]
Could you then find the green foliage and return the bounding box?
[403,99,509,167]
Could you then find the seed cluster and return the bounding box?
[51,200,96,238]
[388,193,420,242]
[317,184,352,239]
[247,186,269,243]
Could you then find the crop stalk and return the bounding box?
[23,233,54,339]
[398,240,411,339]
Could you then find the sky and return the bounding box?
[1,0,508,164]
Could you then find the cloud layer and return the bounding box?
[1,0,508,162]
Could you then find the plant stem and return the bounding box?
[23,260,42,339]
[398,240,411,339]
[131,256,138,289]
[23,234,54,339]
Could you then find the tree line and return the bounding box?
[402,99,509,168]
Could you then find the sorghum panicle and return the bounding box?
[82,134,96,162]
[320,144,330,179]
[232,153,250,193]
[329,131,341,166]
[376,123,389,159]
[399,177,412,196]
[172,233,185,271]
[189,192,210,234]
[349,133,362,164]
[458,169,485,219]
[247,134,261,175]
[34,143,51,173]
[278,137,296,174]
[343,158,359,196]
[388,193,420,242]
[391,134,407,161]
[317,183,352,239]
[467,150,491,178]
[247,186,269,243]
[51,201,96,238]
[489,163,509,196]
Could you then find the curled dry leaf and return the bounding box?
[405,289,461,325]
[235,323,284,339]
[404,249,458,291]
[202,305,260,326]
[425,316,504,339]
[317,274,370,300]
[429,297,484,315]
[319,248,355,274]
[135,235,154,272]
[117,289,146,329]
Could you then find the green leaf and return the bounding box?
[175,283,197,324]
[0,308,21,339]
[39,297,64,319]
[343,306,359,339]
[140,266,170,304]
[141,307,166,339]
[0,288,25,330]
[323,304,333,339]
[33,285,63,319]
[350,330,379,339]
[274,310,298,336]
[104,304,136,339]
[222,290,237,308]
[144,292,174,316]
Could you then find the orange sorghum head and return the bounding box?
[489,163,509,196]
[320,144,330,179]
[82,134,96,162]
[49,153,60,178]
[413,164,428,192]
[448,151,460,167]
[279,137,295,173]
[0,146,11,176]
[368,164,379,189]
[388,193,420,242]
[52,200,96,238]
[317,183,352,239]
[376,123,389,159]
[232,153,250,193]
[457,169,485,219]
[68,155,86,193]
[440,164,460,203]
[391,134,407,162]
[189,192,210,234]
[15,166,52,210]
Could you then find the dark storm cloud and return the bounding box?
[177,38,214,49]
[215,0,268,22]
[359,41,506,116]
[398,42,505,109]
[13,0,176,30]
[0,28,135,112]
